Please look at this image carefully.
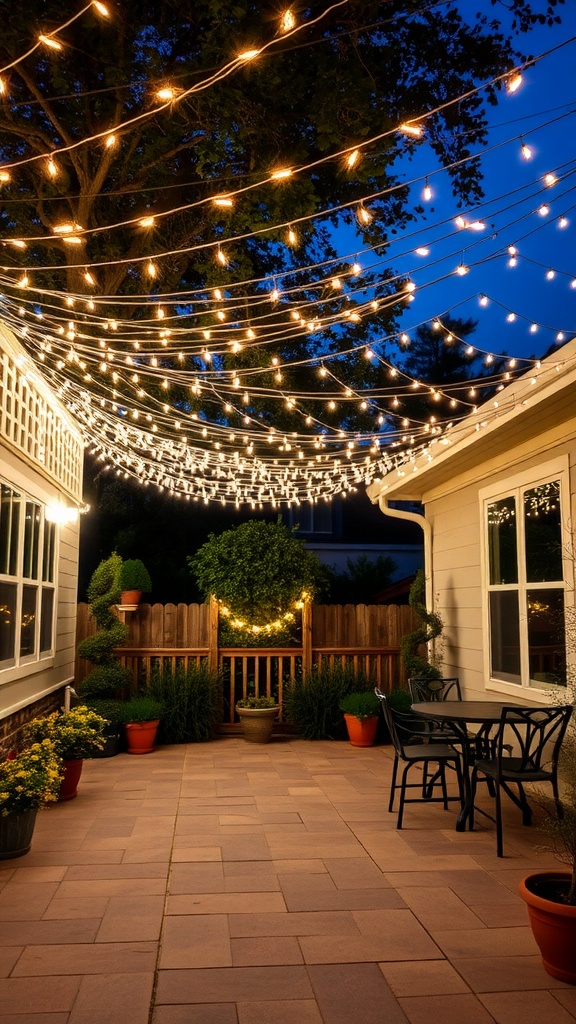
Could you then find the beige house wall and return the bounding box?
[0,326,84,720]
[422,432,576,702]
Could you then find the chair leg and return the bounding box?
[495,783,503,857]
[469,769,477,831]
[389,755,398,813]
[440,764,448,809]
[397,764,410,829]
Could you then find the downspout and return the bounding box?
[376,496,434,612]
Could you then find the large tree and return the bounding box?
[0,0,564,502]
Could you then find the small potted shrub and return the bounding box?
[235,696,279,744]
[339,690,380,746]
[116,558,152,607]
[24,706,107,800]
[120,695,163,754]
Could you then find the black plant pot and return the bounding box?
[90,728,122,758]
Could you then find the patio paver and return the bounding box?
[0,736,574,1023]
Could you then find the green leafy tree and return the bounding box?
[0,0,564,454]
[189,517,327,643]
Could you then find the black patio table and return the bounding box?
[411,700,525,831]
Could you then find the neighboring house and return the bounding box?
[367,337,576,704]
[0,322,84,745]
[284,489,423,579]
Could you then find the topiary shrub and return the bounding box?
[189,518,328,647]
[400,569,444,681]
[284,662,372,740]
[77,553,132,717]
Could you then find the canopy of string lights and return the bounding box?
[0,0,573,507]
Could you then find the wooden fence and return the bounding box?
[75,600,417,728]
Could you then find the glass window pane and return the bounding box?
[42,522,56,583]
[524,481,562,583]
[0,582,16,663]
[527,589,566,687]
[488,497,518,584]
[40,588,54,653]
[0,484,21,577]
[20,585,37,657]
[23,501,40,579]
[489,590,521,683]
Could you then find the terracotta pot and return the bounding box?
[120,590,142,607]
[343,713,379,747]
[0,808,38,859]
[125,720,160,754]
[58,759,84,801]
[519,871,576,984]
[236,706,279,744]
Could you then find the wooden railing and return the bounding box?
[75,599,416,730]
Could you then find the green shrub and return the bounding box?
[339,690,380,720]
[400,569,443,680]
[149,662,222,743]
[236,696,278,709]
[116,558,152,593]
[284,662,372,740]
[120,696,164,724]
[82,698,125,726]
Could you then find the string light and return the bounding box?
[422,179,432,201]
[507,72,523,93]
[281,10,296,32]
[520,139,532,160]
[38,35,63,51]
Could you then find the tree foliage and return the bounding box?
[0,0,564,451]
[189,517,327,624]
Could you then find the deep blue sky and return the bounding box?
[347,10,576,365]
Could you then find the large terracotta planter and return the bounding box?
[0,808,38,859]
[236,706,279,744]
[120,590,142,609]
[343,714,379,747]
[125,720,160,754]
[58,759,84,801]
[519,871,576,984]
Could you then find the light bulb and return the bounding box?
[538,204,549,216]
[507,72,522,93]
[422,180,432,201]
[399,123,422,137]
[543,172,557,187]
[281,10,295,31]
[39,34,62,50]
[521,141,532,160]
[238,49,260,61]
[139,216,155,227]
[558,216,569,229]
[270,167,292,180]
[346,149,360,169]
[415,247,429,256]
[456,263,469,276]
[156,87,176,101]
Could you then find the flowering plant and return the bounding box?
[24,706,107,760]
[236,696,278,709]
[0,740,62,816]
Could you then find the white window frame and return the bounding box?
[0,477,58,673]
[479,455,572,701]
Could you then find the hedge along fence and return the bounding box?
[75,599,418,727]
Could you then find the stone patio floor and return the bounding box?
[1,735,575,1024]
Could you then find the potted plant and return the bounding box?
[236,696,279,744]
[120,695,163,754]
[519,724,576,983]
[24,706,106,801]
[339,690,381,746]
[0,740,62,858]
[116,558,152,607]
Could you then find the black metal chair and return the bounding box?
[409,677,509,761]
[375,687,464,829]
[469,704,573,857]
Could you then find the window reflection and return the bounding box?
[488,496,518,585]
[527,589,566,687]
[524,481,562,582]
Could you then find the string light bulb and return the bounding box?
[346,149,360,169]
[46,157,58,178]
[216,247,228,266]
[39,34,63,50]
[156,87,176,101]
[507,72,522,93]
[520,139,532,160]
[270,167,292,180]
[399,123,422,137]
[92,1,110,14]
[281,10,295,31]
[422,179,432,201]
[543,172,557,187]
[238,48,260,61]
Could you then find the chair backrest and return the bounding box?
[409,677,462,702]
[374,687,426,757]
[497,705,573,772]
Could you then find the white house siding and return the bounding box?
[0,324,84,722]
[422,433,576,702]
